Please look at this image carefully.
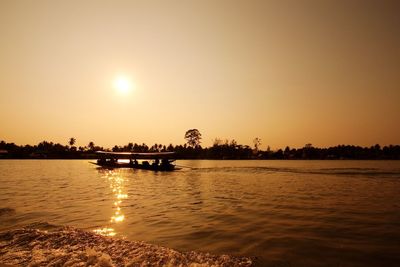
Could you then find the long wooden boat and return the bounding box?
[91,151,177,172]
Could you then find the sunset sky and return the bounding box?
[1,0,399,149]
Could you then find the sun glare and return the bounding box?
[113,76,132,94]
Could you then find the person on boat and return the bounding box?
[161,158,169,167]
[142,161,150,167]
[152,158,160,168]
[161,159,173,170]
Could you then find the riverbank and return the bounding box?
[0,225,252,266]
[1,140,399,160]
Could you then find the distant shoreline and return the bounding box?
[1,140,399,160]
[0,157,399,160]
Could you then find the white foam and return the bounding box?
[0,227,252,266]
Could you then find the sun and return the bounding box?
[113,76,132,94]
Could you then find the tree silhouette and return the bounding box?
[253,137,261,151]
[184,129,202,148]
[127,142,133,151]
[68,138,76,152]
[69,137,76,146]
[88,142,95,151]
[213,138,223,146]
[68,137,77,151]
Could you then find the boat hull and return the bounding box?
[91,162,176,171]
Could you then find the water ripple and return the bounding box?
[0,160,399,266]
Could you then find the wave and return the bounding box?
[193,166,400,177]
[0,208,16,217]
[0,224,252,267]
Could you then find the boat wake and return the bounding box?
[193,166,400,178]
[0,224,252,267]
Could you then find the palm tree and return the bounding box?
[253,137,261,151]
[69,137,76,146]
[88,141,95,151]
[68,137,77,152]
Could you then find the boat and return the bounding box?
[91,151,178,171]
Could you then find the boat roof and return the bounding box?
[95,151,175,159]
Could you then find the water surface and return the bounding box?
[1,160,399,266]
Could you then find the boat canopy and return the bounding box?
[95,151,175,159]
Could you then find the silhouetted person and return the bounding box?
[142,161,150,167]
[161,158,169,166]
[152,158,160,168]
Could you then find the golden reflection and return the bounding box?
[111,214,125,222]
[93,227,116,237]
[94,170,127,237]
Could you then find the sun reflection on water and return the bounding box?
[93,227,116,237]
[94,170,127,237]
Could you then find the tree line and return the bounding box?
[0,129,399,159]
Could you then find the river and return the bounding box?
[1,160,399,266]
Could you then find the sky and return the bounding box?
[0,0,399,149]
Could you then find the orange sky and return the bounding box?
[1,0,399,149]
